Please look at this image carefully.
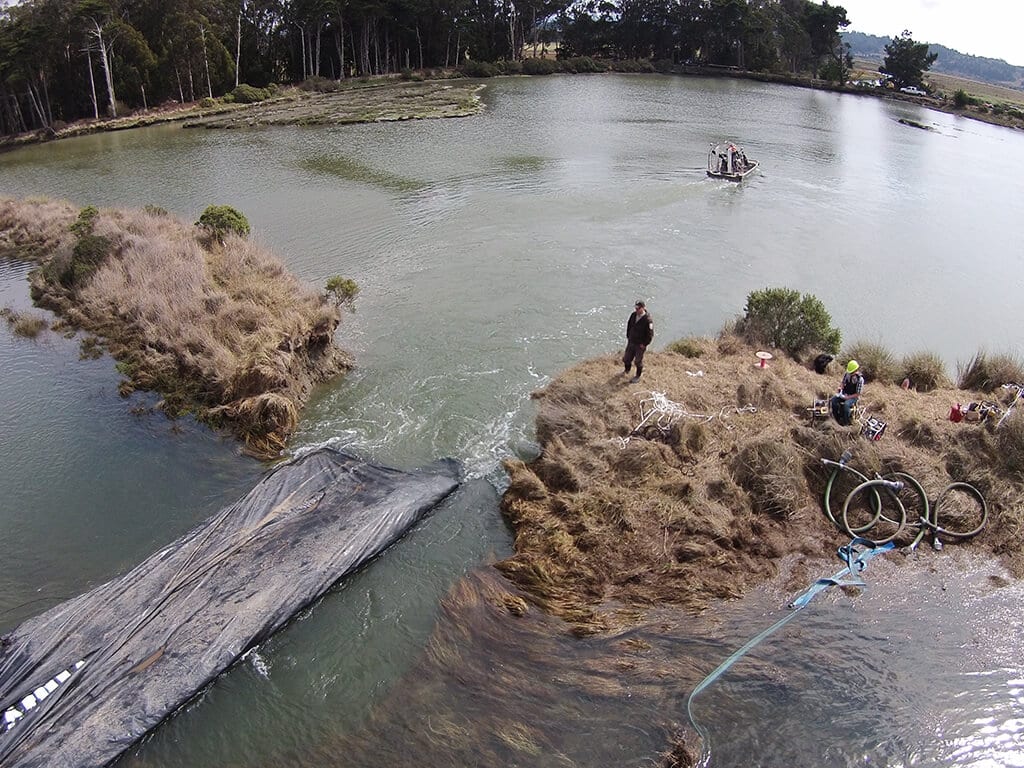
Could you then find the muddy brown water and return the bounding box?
[1,75,1023,766]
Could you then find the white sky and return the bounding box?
[838,0,1024,66]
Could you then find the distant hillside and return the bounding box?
[843,31,1024,89]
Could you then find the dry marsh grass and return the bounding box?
[498,339,1024,634]
[1,196,351,454]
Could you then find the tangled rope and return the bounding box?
[613,392,757,447]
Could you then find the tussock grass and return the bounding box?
[900,350,951,391]
[842,340,900,383]
[1,196,351,454]
[666,336,711,358]
[1,307,48,338]
[957,350,1024,392]
[498,345,1024,634]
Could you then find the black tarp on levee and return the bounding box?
[0,448,459,767]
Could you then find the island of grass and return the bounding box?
[0,197,352,456]
[498,319,1024,637]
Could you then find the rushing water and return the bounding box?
[1,75,1023,767]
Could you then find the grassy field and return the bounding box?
[852,58,1024,105]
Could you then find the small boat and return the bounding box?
[707,142,758,181]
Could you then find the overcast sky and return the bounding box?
[838,0,1023,66]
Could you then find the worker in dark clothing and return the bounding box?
[623,300,655,383]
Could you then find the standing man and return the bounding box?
[830,359,864,425]
[623,300,654,383]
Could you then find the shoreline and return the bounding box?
[1,67,1019,153]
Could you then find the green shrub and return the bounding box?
[737,287,841,357]
[325,276,359,309]
[69,205,99,237]
[899,351,950,391]
[522,58,559,76]
[667,337,709,357]
[841,341,899,384]
[460,60,498,78]
[196,205,250,240]
[42,234,112,289]
[953,89,970,108]
[494,60,523,75]
[957,351,1024,393]
[231,84,271,103]
[299,76,342,93]
[560,56,605,73]
[198,97,216,108]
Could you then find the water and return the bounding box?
[1,75,1022,766]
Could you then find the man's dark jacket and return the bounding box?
[627,311,654,345]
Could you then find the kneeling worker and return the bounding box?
[830,359,864,426]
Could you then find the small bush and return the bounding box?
[899,351,950,391]
[494,60,522,75]
[460,60,498,78]
[841,341,899,383]
[953,89,971,108]
[737,287,841,357]
[65,234,112,287]
[198,97,216,108]
[559,56,605,73]
[69,205,99,237]
[957,351,1024,392]
[325,276,359,309]
[653,59,674,74]
[667,337,708,357]
[522,58,559,76]
[231,84,272,103]
[196,205,250,241]
[143,204,168,217]
[299,76,342,93]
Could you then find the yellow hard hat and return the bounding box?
[847,360,859,373]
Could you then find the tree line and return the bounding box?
[1,0,856,137]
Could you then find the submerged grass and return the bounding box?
[300,155,426,192]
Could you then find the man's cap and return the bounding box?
[847,360,859,373]
[635,300,645,308]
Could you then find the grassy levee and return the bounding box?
[0,197,351,455]
[498,335,1024,636]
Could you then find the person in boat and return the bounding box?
[623,300,655,383]
[738,148,749,170]
[830,360,864,425]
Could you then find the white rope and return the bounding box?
[614,392,757,446]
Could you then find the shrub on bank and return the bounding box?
[522,58,560,76]
[899,351,950,391]
[325,276,359,309]
[196,205,250,241]
[841,340,899,383]
[737,287,841,357]
[667,337,710,358]
[231,84,273,103]
[560,56,605,73]
[460,60,498,78]
[957,351,1024,392]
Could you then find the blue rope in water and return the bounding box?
[685,537,894,767]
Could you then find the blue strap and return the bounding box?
[686,538,893,767]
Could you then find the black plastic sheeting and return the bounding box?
[0,448,460,768]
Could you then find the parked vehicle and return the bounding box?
[900,86,927,96]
